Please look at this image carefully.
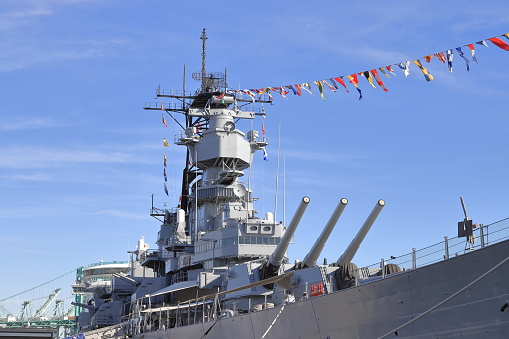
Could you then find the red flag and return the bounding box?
[293,84,302,96]
[370,69,389,92]
[386,65,397,75]
[488,37,509,51]
[434,52,447,63]
[262,122,266,135]
[162,113,168,128]
[333,77,350,93]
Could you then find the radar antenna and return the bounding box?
[458,196,478,250]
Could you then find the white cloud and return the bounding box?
[93,209,151,220]
[0,118,71,131]
[2,172,53,181]
[0,146,154,169]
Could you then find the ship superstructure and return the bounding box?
[72,30,509,339]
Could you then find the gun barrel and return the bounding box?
[71,301,96,311]
[336,199,385,266]
[302,198,348,268]
[268,196,310,268]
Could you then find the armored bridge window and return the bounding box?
[196,236,282,253]
[239,236,281,245]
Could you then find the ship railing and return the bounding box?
[356,216,509,281]
[83,261,129,269]
[123,274,332,335]
[145,101,187,112]
[121,218,509,334]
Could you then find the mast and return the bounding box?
[200,28,207,91]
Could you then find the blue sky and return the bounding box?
[1,0,509,310]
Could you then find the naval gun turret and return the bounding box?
[258,197,310,281]
[333,199,385,290]
[298,198,349,269]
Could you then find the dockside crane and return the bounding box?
[31,288,61,320]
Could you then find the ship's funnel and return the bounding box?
[259,197,310,280]
[301,198,348,268]
[336,199,385,267]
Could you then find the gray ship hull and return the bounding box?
[84,239,509,338]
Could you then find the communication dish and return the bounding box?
[233,184,247,197]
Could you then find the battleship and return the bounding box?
[71,30,509,338]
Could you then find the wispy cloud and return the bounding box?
[0,146,154,169]
[93,209,151,220]
[0,41,122,71]
[0,0,127,71]
[0,118,71,131]
[2,172,53,181]
[283,149,365,165]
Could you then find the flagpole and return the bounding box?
[283,155,286,227]
[273,122,281,223]
[194,147,198,244]
[247,118,254,225]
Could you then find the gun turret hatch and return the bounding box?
[301,198,348,268]
[259,197,310,280]
[336,199,385,267]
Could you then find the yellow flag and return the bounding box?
[163,138,169,147]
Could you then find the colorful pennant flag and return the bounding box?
[386,65,397,76]
[413,60,434,82]
[285,85,298,95]
[446,50,454,72]
[434,52,447,63]
[398,61,411,77]
[301,83,313,94]
[322,79,336,92]
[361,71,377,88]
[164,153,166,167]
[293,84,302,96]
[163,138,169,147]
[379,67,391,78]
[164,183,168,196]
[263,147,269,161]
[162,113,168,128]
[424,55,434,63]
[487,37,509,51]
[333,77,350,92]
[243,89,256,102]
[346,74,362,100]
[370,69,389,92]
[313,81,325,100]
[455,47,470,71]
[466,44,478,63]
[238,32,507,101]
[164,168,167,181]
